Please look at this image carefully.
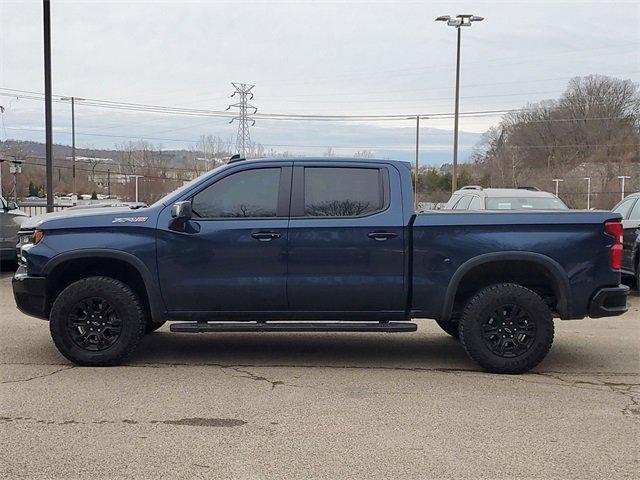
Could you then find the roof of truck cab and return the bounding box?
[242,157,412,168]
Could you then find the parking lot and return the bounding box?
[0,271,638,479]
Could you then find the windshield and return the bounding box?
[151,164,227,208]
[485,196,568,210]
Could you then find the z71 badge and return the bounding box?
[112,216,149,223]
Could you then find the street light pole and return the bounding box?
[584,177,591,209]
[452,27,461,193]
[618,175,631,201]
[436,14,484,194]
[552,178,564,197]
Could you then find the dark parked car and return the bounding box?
[13,158,628,373]
[443,186,568,211]
[0,196,28,266]
[612,192,640,286]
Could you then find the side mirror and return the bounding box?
[169,201,192,232]
[7,201,18,211]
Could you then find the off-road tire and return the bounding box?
[49,276,145,366]
[435,319,460,339]
[145,319,166,334]
[459,283,554,374]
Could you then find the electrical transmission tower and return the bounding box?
[226,83,257,158]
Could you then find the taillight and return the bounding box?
[604,220,623,270]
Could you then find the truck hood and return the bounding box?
[22,206,159,231]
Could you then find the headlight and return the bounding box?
[18,229,44,246]
[17,230,43,266]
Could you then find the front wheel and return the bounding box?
[459,283,554,374]
[49,276,146,366]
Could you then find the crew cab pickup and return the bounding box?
[13,158,629,373]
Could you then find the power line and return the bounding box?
[3,87,636,122]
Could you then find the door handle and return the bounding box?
[251,231,282,241]
[367,231,398,241]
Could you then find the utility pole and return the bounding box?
[9,159,22,204]
[415,116,420,209]
[61,96,85,201]
[436,14,484,193]
[552,178,563,197]
[618,175,631,201]
[43,0,54,213]
[107,169,111,198]
[584,177,591,209]
[227,83,257,158]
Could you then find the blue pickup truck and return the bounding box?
[13,158,629,373]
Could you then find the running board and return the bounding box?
[169,321,417,333]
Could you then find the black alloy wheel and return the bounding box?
[480,303,536,358]
[67,297,122,351]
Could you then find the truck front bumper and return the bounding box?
[589,285,629,318]
[12,265,48,320]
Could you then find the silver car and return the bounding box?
[0,196,28,266]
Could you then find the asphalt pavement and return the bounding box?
[1,272,638,479]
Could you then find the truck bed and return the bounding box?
[411,210,621,321]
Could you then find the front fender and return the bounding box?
[43,249,165,321]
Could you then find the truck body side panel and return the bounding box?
[411,211,621,320]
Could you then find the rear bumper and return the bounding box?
[12,265,48,320]
[589,285,629,318]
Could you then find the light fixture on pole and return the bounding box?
[435,14,484,194]
[552,178,564,197]
[584,177,591,210]
[617,176,631,201]
[60,96,85,202]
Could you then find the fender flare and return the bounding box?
[441,251,572,321]
[43,249,165,322]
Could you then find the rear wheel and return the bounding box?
[459,283,554,374]
[435,319,460,339]
[49,276,145,366]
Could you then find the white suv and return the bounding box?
[443,186,568,211]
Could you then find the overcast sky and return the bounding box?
[1,0,639,164]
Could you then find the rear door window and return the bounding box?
[303,167,386,217]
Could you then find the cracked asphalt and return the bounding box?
[1,272,639,479]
